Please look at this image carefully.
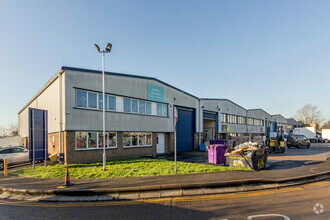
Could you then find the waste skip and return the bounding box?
[225,142,269,171]
[207,144,227,165]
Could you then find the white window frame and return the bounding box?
[123,132,153,148]
[75,131,117,150]
[75,89,168,117]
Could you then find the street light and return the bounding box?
[95,42,112,171]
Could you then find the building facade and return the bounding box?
[18,66,291,164]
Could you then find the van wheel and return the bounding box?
[0,161,3,171]
[297,144,301,149]
[307,143,310,148]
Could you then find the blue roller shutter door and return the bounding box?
[176,107,195,152]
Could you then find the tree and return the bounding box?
[294,104,324,128]
[321,120,330,129]
[0,123,18,137]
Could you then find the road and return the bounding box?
[154,143,330,168]
[0,180,329,220]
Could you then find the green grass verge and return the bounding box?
[10,157,250,179]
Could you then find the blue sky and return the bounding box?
[1,0,330,126]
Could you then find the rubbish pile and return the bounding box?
[225,142,269,171]
[225,142,263,157]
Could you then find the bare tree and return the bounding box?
[0,123,18,137]
[321,120,330,129]
[294,104,324,128]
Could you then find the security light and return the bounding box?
[94,44,101,53]
[105,43,112,53]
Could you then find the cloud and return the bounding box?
[0,32,15,40]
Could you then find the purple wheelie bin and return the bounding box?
[207,144,227,165]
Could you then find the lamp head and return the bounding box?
[105,43,112,53]
[94,44,101,53]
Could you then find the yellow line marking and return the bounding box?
[56,186,67,189]
[0,180,329,208]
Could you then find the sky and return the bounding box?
[1,0,330,126]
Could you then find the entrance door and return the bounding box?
[157,133,165,154]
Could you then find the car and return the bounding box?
[287,134,310,148]
[0,146,29,170]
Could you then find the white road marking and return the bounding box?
[247,214,290,220]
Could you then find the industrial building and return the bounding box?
[18,66,290,164]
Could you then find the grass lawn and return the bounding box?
[10,157,249,179]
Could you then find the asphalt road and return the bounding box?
[0,180,329,220]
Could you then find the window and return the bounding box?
[76,132,87,149]
[109,96,116,110]
[98,132,105,148]
[139,101,145,114]
[76,90,87,108]
[76,132,117,150]
[1,149,12,154]
[139,133,146,145]
[146,133,152,145]
[123,132,152,147]
[123,132,131,146]
[132,133,138,145]
[98,94,108,110]
[132,100,138,113]
[124,98,131,112]
[146,102,152,114]
[75,89,168,117]
[108,132,117,147]
[157,103,162,116]
[88,132,97,148]
[88,92,97,109]
[157,103,167,116]
[13,148,24,153]
[163,104,167,116]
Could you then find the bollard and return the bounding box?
[3,158,8,177]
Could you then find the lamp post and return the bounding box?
[95,43,112,171]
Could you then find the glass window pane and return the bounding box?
[109,96,116,110]
[139,101,145,114]
[124,98,131,112]
[132,133,138,146]
[146,102,152,114]
[139,133,146,145]
[13,148,24,153]
[76,90,87,108]
[163,104,167,116]
[88,92,97,108]
[76,132,87,149]
[98,94,108,110]
[146,133,152,145]
[98,132,106,148]
[132,100,138,113]
[157,103,162,116]
[88,132,97,148]
[123,132,131,146]
[108,132,116,147]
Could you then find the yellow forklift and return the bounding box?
[267,124,286,153]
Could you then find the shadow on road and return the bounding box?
[266,160,325,170]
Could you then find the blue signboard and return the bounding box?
[28,108,48,162]
[147,84,164,102]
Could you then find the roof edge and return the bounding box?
[200,98,246,110]
[61,66,199,100]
